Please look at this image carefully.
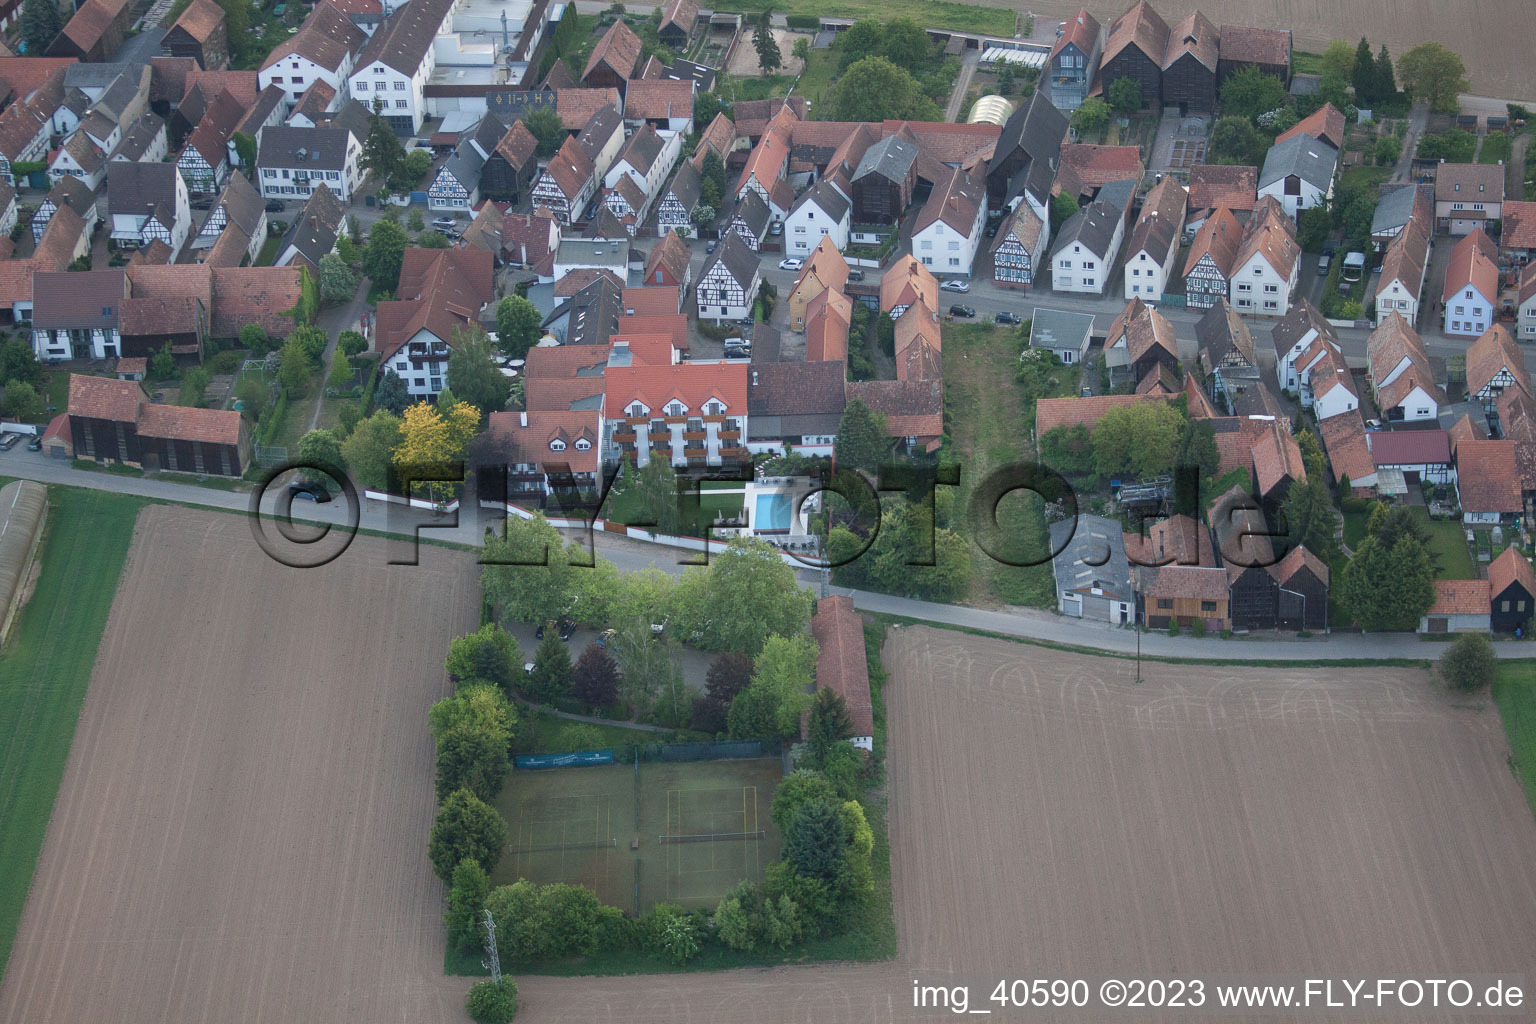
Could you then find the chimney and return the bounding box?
[519,411,528,426]
[751,370,759,386]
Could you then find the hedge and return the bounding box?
[785,14,819,29]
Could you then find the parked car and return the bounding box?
[431,216,457,230]
[1317,252,1331,275]
[264,200,284,213]
[27,435,42,451]
[777,257,804,270]
[0,432,19,450]
[769,222,783,236]
[705,240,717,254]
[940,279,970,293]
[287,480,330,502]
[557,618,574,641]
[995,311,1023,326]
[948,304,977,318]
[846,269,864,282]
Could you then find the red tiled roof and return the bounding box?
[1271,544,1329,588]
[1217,25,1290,67]
[807,288,853,364]
[604,360,749,417]
[1035,393,1171,437]
[375,247,494,361]
[623,78,693,121]
[913,166,984,236]
[170,0,225,44]
[138,402,242,446]
[555,267,622,298]
[1183,206,1242,277]
[1317,408,1374,486]
[1447,412,1486,453]
[542,135,596,200]
[482,409,600,475]
[811,595,873,740]
[844,379,943,443]
[644,229,690,285]
[1457,440,1523,514]
[1489,544,1536,599]
[1147,565,1229,600]
[557,87,621,130]
[1050,8,1101,62]
[584,20,643,81]
[1056,143,1143,197]
[1367,428,1451,467]
[879,254,937,313]
[68,372,141,422]
[209,266,304,338]
[1444,226,1500,302]
[622,286,679,316]
[1503,200,1536,251]
[1103,0,1170,68]
[1275,102,1344,150]
[1435,163,1504,204]
[57,0,131,56]
[1162,10,1219,73]
[1251,420,1305,496]
[1427,578,1490,617]
[1466,324,1531,399]
[1187,164,1257,212]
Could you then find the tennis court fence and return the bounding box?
[658,830,767,844]
[508,838,618,854]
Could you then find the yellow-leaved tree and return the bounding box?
[393,398,480,501]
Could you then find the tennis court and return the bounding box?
[492,755,783,913]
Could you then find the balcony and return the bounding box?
[682,430,706,441]
[717,430,740,441]
[612,431,636,444]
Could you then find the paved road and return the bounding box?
[944,51,980,123]
[6,451,1533,661]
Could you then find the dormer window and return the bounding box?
[667,401,685,416]
[550,438,567,452]
[705,400,723,415]
[628,403,645,417]
[575,438,591,451]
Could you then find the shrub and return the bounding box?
[553,722,603,751]
[1438,632,1498,691]
[1167,621,1179,636]
[785,13,818,29]
[465,978,518,1024]
[1190,617,1206,637]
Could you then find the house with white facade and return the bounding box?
[177,89,243,193]
[259,1,365,107]
[784,179,851,257]
[427,116,501,211]
[1519,263,1536,343]
[32,176,98,244]
[346,0,455,135]
[696,231,760,321]
[192,172,266,265]
[375,247,494,399]
[0,97,50,186]
[576,105,626,189]
[1229,199,1299,316]
[1256,132,1336,220]
[604,125,682,202]
[1048,179,1131,295]
[1121,176,1186,303]
[0,182,16,241]
[49,132,108,191]
[911,168,987,278]
[107,162,191,253]
[1443,227,1498,338]
[1367,312,1445,423]
[110,111,169,164]
[1272,299,1340,390]
[257,123,365,202]
[1181,206,1240,310]
[600,357,750,469]
[1374,213,1430,327]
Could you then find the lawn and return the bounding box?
[254,235,279,267]
[0,488,147,985]
[1342,506,1474,579]
[728,0,1012,35]
[1478,131,1512,165]
[1493,661,1536,819]
[520,708,674,754]
[943,322,1071,608]
[1291,50,1322,76]
[796,47,838,113]
[601,480,744,537]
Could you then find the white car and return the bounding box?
[777,257,804,271]
[432,216,457,230]
[940,279,970,293]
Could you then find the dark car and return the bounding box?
[557,618,574,641]
[995,311,1023,326]
[27,435,42,451]
[264,200,284,213]
[287,481,330,503]
[948,304,977,318]
[190,196,214,210]
[705,240,717,254]
[846,269,864,282]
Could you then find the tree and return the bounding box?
[830,57,940,123]
[1397,42,1468,113]
[1091,400,1185,479]
[430,683,514,800]
[428,788,508,881]
[879,17,932,66]
[317,252,358,304]
[340,409,402,491]
[712,894,755,950]
[1279,472,1337,562]
[690,202,716,233]
[753,12,781,74]
[1,380,42,423]
[834,397,886,476]
[239,323,273,356]
[835,19,884,71]
[1374,134,1403,166]
[465,978,518,1024]
[363,218,409,292]
[609,617,677,711]
[571,642,619,710]
[1438,633,1498,692]
[631,456,682,533]
[792,37,810,63]
[338,329,368,358]
[482,513,582,627]
[523,107,567,158]
[693,651,752,732]
[1107,77,1142,113]
[234,376,267,422]
[1219,66,1289,123]
[806,688,854,761]
[375,369,410,414]
[277,337,314,397]
[1298,205,1333,251]
[416,229,451,249]
[1039,423,1095,478]
[149,342,177,382]
[1050,191,1080,232]
[447,325,511,417]
[393,399,478,499]
[408,208,425,233]
[329,349,354,391]
[445,623,520,689]
[1209,115,1265,166]
[445,858,490,955]
[784,798,847,881]
[693,91,728,131]
[699,149,727,205]
[1374,44,1397,104]
[1319,40,1357,88]
[494,295,543,360]
[653,909,702,965]
[1070,96,1109,135]
[1336,534,1435,631]
[727,633,817,738]
[20,0,64,58]
[0,338,43,390]
[772,771,840,834]
[671,538,815,655]
[297,428,344,478]
[361,102,405,185]
[1351,38,1377,105]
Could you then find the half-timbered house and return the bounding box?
[530,135,596,224]
[696,231,760,320]
[655,161,702,238]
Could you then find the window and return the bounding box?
[1237,282,1251,292]
[1200,601,1217,612]
[414,378,426,388]
[948,240,959,251]
[374,66,384,74]
[395,99,407,109]
[575,438,591,451]
[1059,259,1070,268]
[1265,284,1277,293]
[1503,600,1510,612]
[1456,305,1465,315]
[550,438,566,451]
[1474,203,1484,211]
[1083,261,1094,270]
[1157,599,1172,610]
[920,239,932,250]
[354,81,368,91]
[949,258,959,266]
[1132,268,1140,277]
[1132,285,1139,293]
[1253,266,1261,275]
[394,81,406,91]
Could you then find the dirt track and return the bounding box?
[0,506,480,1023]
[5,510,1536,1023]
[513,626,1536,1021]
[1001,1,1536,102]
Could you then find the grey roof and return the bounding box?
[111,111,165,162]
[852,134,918,184]
[278,184,346,266]
[213,172,265,237]
[63,63,139,93]
[617,124,665,175]
[326,99,372,145]
[257,125,352,172]
[791,178,849,223]
[582,206,630,241]
[31,270,126,330]
[1194,298,1255,370]
[1259,133,1338,191]
[1270,298,1336,359]
[1051,197,1123,259]
[1096,177,1136,214]
[994,89,1068,203]
[556,238,629,270]
[355,0,455,76]
[43,174,96,216]
[704,230,760,289]
[563,276,624,346]
[439,127,489,190]
[92,70,144,121]
[729,189,770,237]
[1049,514,1134,604]
[106,162,181,217]
[665,160,701,212]
[1371,184,1429,236]
[576,105,624,162]
[1289,73,1320,96]
[1029,308,1094,354]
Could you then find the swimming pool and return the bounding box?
[754,492,792,531]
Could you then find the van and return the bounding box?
[1317,252,1331,276]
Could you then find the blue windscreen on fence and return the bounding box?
[515,749,615,769]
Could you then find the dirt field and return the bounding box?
[511,626,1536,1022]
[990,1,1536,101]
[0,506,480,1023]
